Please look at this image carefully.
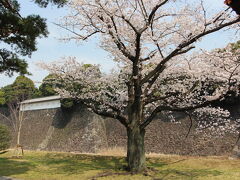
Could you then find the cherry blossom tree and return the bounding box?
[41,0,240,172]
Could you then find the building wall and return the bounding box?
[0,104,239,156]
[20,100,61,111]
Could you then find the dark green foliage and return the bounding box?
[11,76,36,99]
[39,74,75,107]
[0,49,29,76]
[0,0,67,76]
[34,0,67,8]
[0,90,6,105]
[61,98,74,108]
[32,88,42,98]
[1,75,37,104]
[0,0,48,75]
[0,124,11,151]
[39,74,57,97]
[230,40,240,52]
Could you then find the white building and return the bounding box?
[20,95,61,111]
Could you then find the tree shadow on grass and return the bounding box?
[155,169,222,180]
[148,158,222,180]
[9,153,222,180]
[0,157,35,177]
[147,157,168,168]
[39,153,125,175]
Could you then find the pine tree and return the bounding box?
[0,0,67,76]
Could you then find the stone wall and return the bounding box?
[0,104,239,156]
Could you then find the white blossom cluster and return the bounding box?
[193,107,237,137]
[38,57,128,115]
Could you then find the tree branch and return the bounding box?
[53,22,100,40]
[120,15,139,33]
[144,92,180,105]
[86,104,128,128]
[141,17,240,85]
[97,15,135,61]
[141,93,225,129]
[148,0,169,24]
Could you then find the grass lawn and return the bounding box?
[0,150,240,180]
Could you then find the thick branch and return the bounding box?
[120,15,139,33]
[148,0,169,24]
[83,102,128,127]
[91,107,128,127]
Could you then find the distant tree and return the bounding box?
[39,74,58,97]
[38,64,99,108]
[0,0,67,76]
[33,0,67,8]
[12,76,36,100]
[1,76,37,104]
[0,98,26,156]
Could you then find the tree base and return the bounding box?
[127,126,146,172]
[12,144,24,158]
[229,145,240,159]
[90,166,159,180]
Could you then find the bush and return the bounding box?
[0,124,11,151]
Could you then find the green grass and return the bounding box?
[0,150,239,180]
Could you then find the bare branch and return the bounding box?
[175,46,195,56]
[53,22,100,40]
[141,49,158,61]
[141,17,240,85]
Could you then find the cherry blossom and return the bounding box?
[40,0,240,172]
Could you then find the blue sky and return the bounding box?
[0,0,114,87]
[0,0,237,87]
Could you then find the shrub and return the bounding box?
[0,124,11,151]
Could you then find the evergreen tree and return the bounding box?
[39,74,57,97]
[0,0,67,76]
[1,75,37,104]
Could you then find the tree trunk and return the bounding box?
[126,77,145,172]
[17,111,24,145]
[231,134,240,159]
[17,128,21,145]
[126,126,146,172]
